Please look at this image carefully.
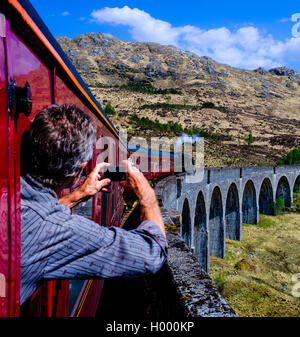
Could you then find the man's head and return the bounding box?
[27,104,96,189]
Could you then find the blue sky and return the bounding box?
[30,0,300,71]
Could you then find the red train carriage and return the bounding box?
[0,0,128,317]
[0,0,177,317]
[128,144,175,180]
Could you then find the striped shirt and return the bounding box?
[20,174,168,305]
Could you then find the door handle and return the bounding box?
[7,80,32,131]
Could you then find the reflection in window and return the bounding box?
[69,280,86,316]
[101,192,108,226]
[110,182,115,221]
[69,167,94,315]
[72,197,93,221]
[72,168,93,221]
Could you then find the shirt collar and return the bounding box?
[22,174,58,199]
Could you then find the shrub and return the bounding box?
[271,198,285,215]
[140,101,229,113]
[278,148,300,165]
[247,133,253,145]
[128,115,222,141]
[214,274,227,293]
[140,102,198,110]
[201,101,215,109]
[104,103,116,116]
[119,81,182,95]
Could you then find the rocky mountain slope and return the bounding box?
[56,33,300,167]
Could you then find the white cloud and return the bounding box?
[62,11,70,16]
[91,6,179,45]
[91,6,300,70]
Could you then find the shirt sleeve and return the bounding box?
[43,214,168,281]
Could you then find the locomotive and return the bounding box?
[0,0,180,317]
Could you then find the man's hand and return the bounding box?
[120,160,155,204]
[121,160,166,238]
[78,162,112,197]
[59,163,111,209]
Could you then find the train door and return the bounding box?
[0,15,54,316]
[0,13,20,317]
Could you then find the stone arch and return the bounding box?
[209,186,224,258]
[194,191,207,271]
[182,198,192,248]
[259,178,274,215]
[225,183,240,240]
[276,176,291,208]
[242,180,257,224]
[293,175,300,194]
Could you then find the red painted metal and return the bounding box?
[0,16,11,317]
[0,0,174,318]
[0,15,130,316]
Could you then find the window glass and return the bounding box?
[110,182,116,222]
[72,167,93,220]
[69,280,86,316]
[72,198,93,221]
[69,167,93,314]
[101,193,109,226]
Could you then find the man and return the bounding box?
[21,104,167,306]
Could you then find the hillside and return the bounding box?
[56,33,300,167]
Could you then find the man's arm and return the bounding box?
[59,162,111,209]
[44,161,167,281]
[121,160,166,238]
[59,159,165,238]
[43,214,167,281]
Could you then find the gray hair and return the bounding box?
[28,104,96,188]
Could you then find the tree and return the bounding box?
[248,132,253,145]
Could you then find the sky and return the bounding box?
[30,0,300,71]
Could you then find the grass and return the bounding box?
[257,215,275,228]
[210,213,300,317]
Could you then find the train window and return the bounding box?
[10,31,52,117]
[72,197,93,221]
[72,166,94,221]
[68,280,86,316]
[69,166,93,315]
[98,142,109,226]
[110,182,116,221]
[101,193,109,226]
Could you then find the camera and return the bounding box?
[103,165,126,181]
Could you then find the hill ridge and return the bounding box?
[56,32,300,167]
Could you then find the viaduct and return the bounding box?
[155,165,300,273]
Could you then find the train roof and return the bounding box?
[127,143,175,157]
[2,0,119,138]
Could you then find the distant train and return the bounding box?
[0,0,182,317]
[128,143,195,180]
